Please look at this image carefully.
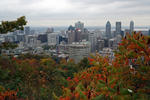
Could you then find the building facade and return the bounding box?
[68,41,91,63]
[96,39,104,51]
[106,21,111,39]
[67,30,75,44]
[89,32,96,52]
[47,33,59,45]
[116,22,121,36]
[130,21,134,34]
[75,21,84,32]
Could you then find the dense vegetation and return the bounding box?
[59,32,150,100]
[0,54,90,100]
[0,17,150,100]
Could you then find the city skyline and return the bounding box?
[0,0,150,27]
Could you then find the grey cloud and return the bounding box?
[0,0,150,26]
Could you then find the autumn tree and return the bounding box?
[59,32,150,100]
[77,57,91,70]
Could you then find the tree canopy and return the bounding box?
[0,16,27,34]
[59,32,150,100]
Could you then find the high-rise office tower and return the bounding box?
[130,21,134,34]
[89,33,96,52]
[75,29,82,42]
[67,25,76,44]
[75,21,84,32]
[105,21,111,39]
[116,22,121,36]
[67,30,75,44]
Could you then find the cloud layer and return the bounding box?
[0,0,150,26]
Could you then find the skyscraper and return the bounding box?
[67,25,76,44]
[89,33,96,52]
[105,21,111,39]
[75,21,84,32]
[116,22,121,36]
[75,29,82,42]
[67,30,75,44]
[130,21,134,34]
[149,29,150,36]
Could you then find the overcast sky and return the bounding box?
[0,0,150,27]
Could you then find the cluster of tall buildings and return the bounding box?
[0,20,150,63]
[105,21,134,39]
[67,21,89,44]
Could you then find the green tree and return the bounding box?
[0,16,27,54]
[78,57,91,70]
[0,16,27,34]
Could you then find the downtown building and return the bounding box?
[75,21,84,33]
[130,21,134,34]
[105,21,111,39]
[96,38,104,51]
[67,22,85,44]
[68,41,91,63]
[116,22,122,36]
[47,32,59,46]
[25,35,41,48]
[67,25,76,44]
[89,32,97,52]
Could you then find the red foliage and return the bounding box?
[0,90,25,100]
[59,32,150,100]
